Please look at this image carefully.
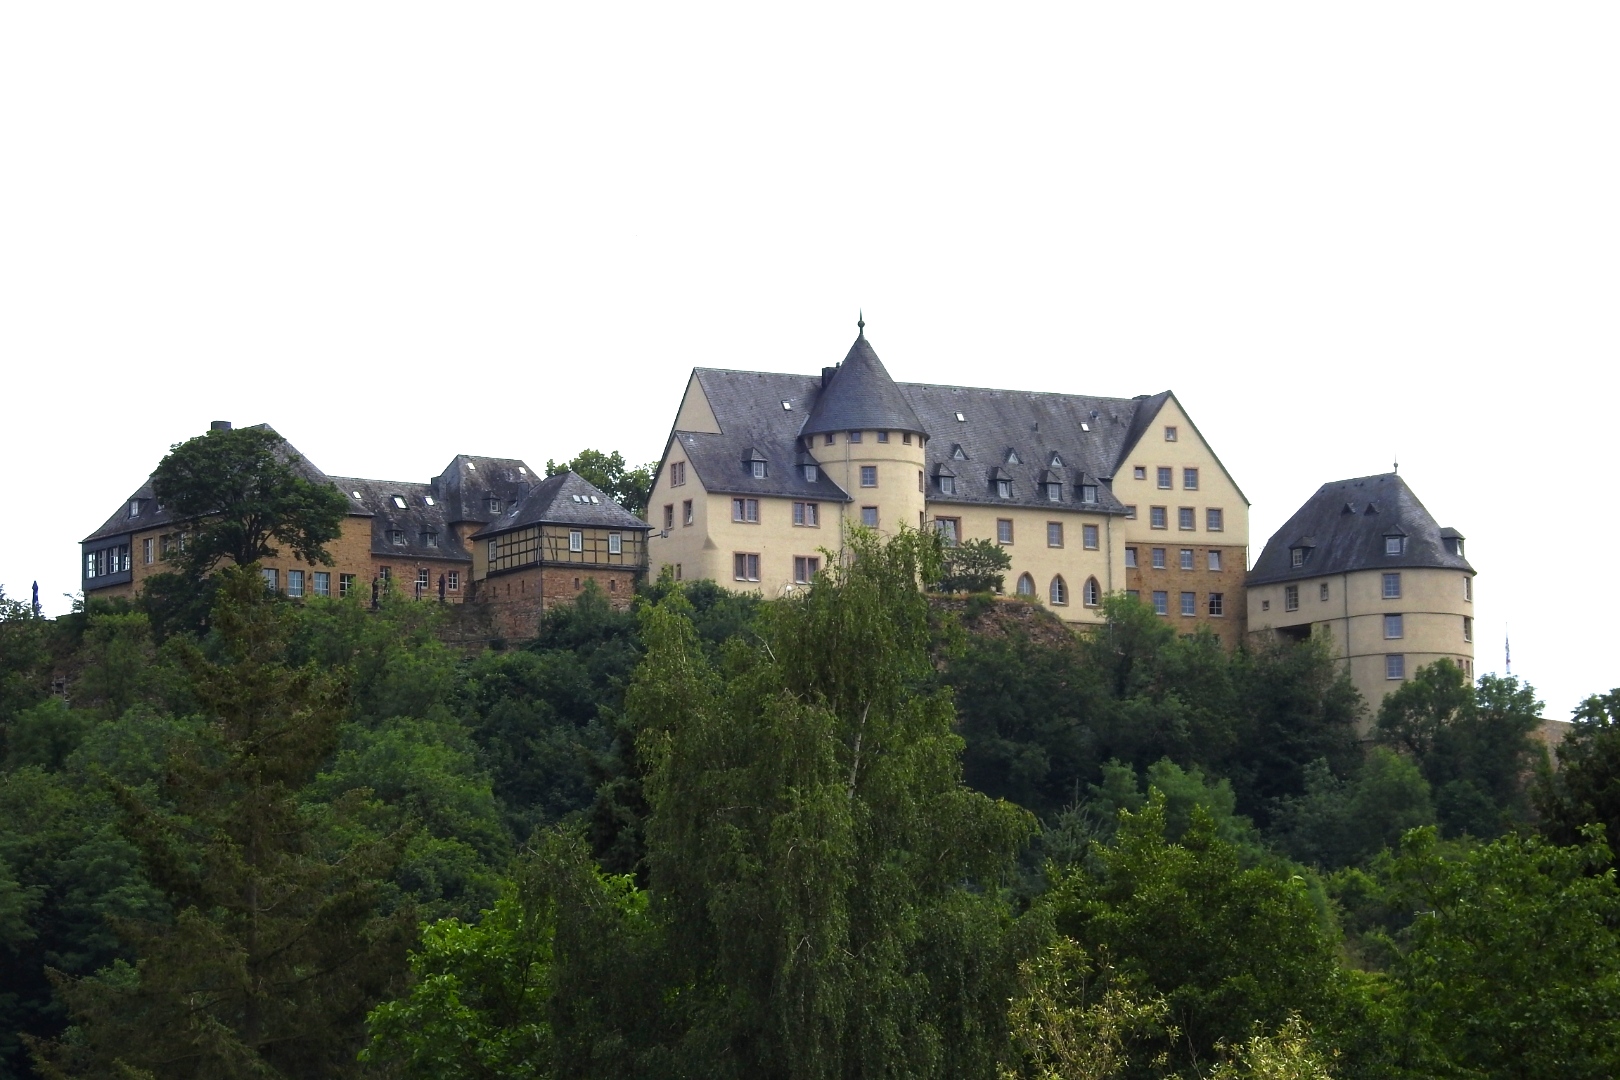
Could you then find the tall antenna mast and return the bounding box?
[1505,627,1511,677]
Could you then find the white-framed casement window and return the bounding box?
[1183,467,1198,490]
[422,532,439,548]
[1285,585,1299,611]
[1016,573,1035,596]
[861,506,879,527]
[1291,548,1305,568]
[569,530,584,552]
[1464,576,1472,601]
[488,498,503,515]
[1385,614,1403,639]
[804,464,818,483]
[1049,576,1068,605]
[793,501,819,527]
[1157,467,1172,489]
[793,555,821,584]
[1151,547,1166,569]
[997,519,1013,544]
[447,571,459,591]
[752,460,767,479]
[1083,577,1101,606]
[1385,535,1405,555]
[313,571,331,597]
[1125,547,1138,568]
[1383,572,1401,599]
[1083,525,1099,550]
[262,568,279,592]
[1463,616,1473,642]
[1208,550,1222,572]
[287,570,305,598]
[1208,592,1224,616]
[1150,506,1167,529]
[1206,508,1223,532]
[1180,591,1196,616]
[1080,484,1098,504]
[1047,522,1063,548]
[861,466,878,488]
[1178,507,1196,531]
[417,568,431,592]
[142,538,154,564]
[608,533,622,555]
[1180,548,1194,570]
[1386,654,1406,680]
[733,553,761,581]
[733,498,760,522]
[997,479,1012,498]
[1045,482,1062,502]
[1152,590,1168,615]
[939,475,957,495]
[935,518,961,546]
[339,574,355,597]
[390,530,405,546]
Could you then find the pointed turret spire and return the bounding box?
[801,327,928,439]
[858,310,865,337]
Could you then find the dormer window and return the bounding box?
[392,496,408,509]
[952,445,967,460]
[1385,535,1405,555]
[997,479,1012,499]
[1044,482,1061,502]
[752,460,767,479]
[803,464,818,483]
[488,498,502,514]
[1290,547,1310,568]
[939,475,956,495]
[128,499,143,517]
[1049,452,1064,467]
[421,531,438,548]
[1080,484,1098,504]
[1006,449,1021,465]
[389,529,405,546]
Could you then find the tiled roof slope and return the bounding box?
[679,370,856,500]
[329,476,470,562]
[1247,473,1473,586]
[431,455,538,527]
[800,334,928,438]
[81,425,361,544]
[474,471,650,538]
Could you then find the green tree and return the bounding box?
[150,425,349,580]
[1269,749,1434,870]
[936,538,1013,594]
[31,567,412,1079]
[1534,689,1620,852]
[544,449,656,519]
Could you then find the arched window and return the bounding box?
[1083,577,1101,607]
[1016,573,1035,597]
[1049,576,1068,605]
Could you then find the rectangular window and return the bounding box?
[1157,467,1172,489]
[1152,590,1168,615]
[939,475,956,495]
[1206,508,1223,532]
[876,431,889,443]
[1383,572,1401,599]
[793,501,820,526]
[752,460,767,479]
[917,470,923,492]
[1319,582,1329,601]
[1152,547,1166,569]
[287,569,305,598]
[733,553,761,581]
[1463,616,1473,642]
[379,566,391,581]
[997,518,1013,544]
[1183,467,1198,490]
[305,570,328,598]
[1385,535,1405,555]
[339,573,355,597]
[142,538,154,564]
[733,498,760,522]
[861,506,879,528]
[1080,484,1098,504]
[1180,548,1194,570]
[1207,550,1222,572]
[1083,524,1099,550]
[447,571,459,591]
[683,499,693,525]
[1127,589,1140,601]
[1208,592,1224,616]
[1180,591,1196,616]
[608,533,622,555]
[1150,506,1167,529]
[1125,546,1138,568]
[793,555,822,583]
[262,568,279,592]
[671,461,686,486]
[417,568,431,592]
[1178,507,1195,531]
[1291,549,1305,568]
[804,464,818,483]
[1047,522,1063,548]
[824,433,835,446]
[1386,654,1406,680]
[1124,505,1137,520]
[569,530,584,552]
[422,532,439,548]
[935,518,961,546]
[1385,614,1403,639]
[664,504,675,529]
[487,538,498,561]
[1164,426,1178,442]
[848,430,864,444]
[861,465,878,487]
[1134,466,1147,480]
[997,479,1012,498]
[1045,482,1062,502]
[389,530,405,546]
[1285,585,1299,611]
[1464,576,1472,601]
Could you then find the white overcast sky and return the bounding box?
[2,5,1614,720]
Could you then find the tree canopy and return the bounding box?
[544,449,656,518]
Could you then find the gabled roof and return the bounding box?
[1247,473,1474,586]
[431,455,538,526]
[673,369,854,501]
[799,334,927,438]
[473,471,649,539]
[329,476,470,562]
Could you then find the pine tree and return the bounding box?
[32,566,412,1079]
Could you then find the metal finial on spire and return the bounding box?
[1393,455,1399,474]
[857,310,865,337]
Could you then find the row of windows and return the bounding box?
[1270,573,1474,612]
[259,569,381,598]
[1381,654,1473,680]
[934,518,1098,550]
[389,529,440,547]
[1126,589,1227,618]
[1126,547,1224,572]
[1133,465,1199,490]
[1013,573,1100,607]
[936,473,1100,503]
[85,545,131,578]
[732,553,823,584]
[1125,505,1224,532]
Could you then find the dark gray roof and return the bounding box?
[1247,473,1474,586]
[473,471,650,538]
[82,425,363,545]
[430,455,538,526]
[329,476,470,562]
[677,370,856,501]
[799,334,928,438]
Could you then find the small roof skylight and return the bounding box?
[518,466,527,475]
[782,400,792,410]
[955,412,966,422]
[352,490,362,499]
[1080,423,1090,432]
[392,496,407,509]
[424,495,435,505]
[466,461,476,470]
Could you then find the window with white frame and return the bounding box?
[752,460,767,479]
[997,518,1013,544]
[447,571,459,591]
[997,479,1012,498]
[1047,522,1063,548]
[934,518,961,546]
[1183,467,1198,490]
[1207,550,1222,572]
[569,530,583,552]
[1083,577,1100,606]
[313,571,330,597]
[1164,426,1178,442]
[861,466,878,487]
[287,570,304,598]
[804,464,818,483]
[1016,573,1035,596]
[1153,590,1168,615]
[1285,585,1299,611]
[1386,654,1406,680]
[939,475,956,495]
[1383,572,1401,599]
[1157,467,1172,489]
[1385,614,1403,639]
[1206,508,1223,532]
[1083,524,1099,550]
[1045,482,1062,502]
[861,506,879,527]
[1081,484,1098,504]
[417,568,431,592]
[1049,576,1068,605]
[1152,547,1166,569]
[683,500,693,525]
[1385,535,1405,555]
[1464,576,1472,601]
[664,504,674,529]
[1463,616,1473,642]
[1150,506,1167,529]
[608,533,622,555]
[262,568,279,591]
[1180,591,1196,616]
[1180,548,1194,570]
[1178,507,1196,530]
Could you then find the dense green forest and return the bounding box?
[3,528,1619,1077]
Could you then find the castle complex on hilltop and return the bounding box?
[79,323,1474,706]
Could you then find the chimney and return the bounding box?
[821,365,838,389]
[211,420,232,431]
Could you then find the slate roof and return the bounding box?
[329,476,470,562]
[675,334,1179,515]
[473,471,650,538]
[430,455,539,527]
[1247,473,1473,586]
[800,334,928,438]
